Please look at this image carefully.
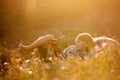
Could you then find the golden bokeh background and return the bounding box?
[0,0,120,47]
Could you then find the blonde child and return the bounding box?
[63,33,119,59]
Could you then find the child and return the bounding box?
[18,34,62,61]
[63,33,119,59]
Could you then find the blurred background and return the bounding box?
[0,0,120,48]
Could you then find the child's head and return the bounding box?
[75,33,95,51]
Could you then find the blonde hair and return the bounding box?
[75,33,95,49]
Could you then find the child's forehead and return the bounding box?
[76,40,85,44]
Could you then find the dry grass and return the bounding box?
[0,45,119,80]
[0,30,120,80]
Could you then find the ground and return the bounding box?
[0,31,120,80]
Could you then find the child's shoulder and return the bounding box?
[63,45,77,54]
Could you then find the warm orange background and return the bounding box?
[0,0,120,46]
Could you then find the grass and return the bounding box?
[0,46,120,80]
[0,30,120,80]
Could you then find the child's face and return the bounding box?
[75,41,88,51]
